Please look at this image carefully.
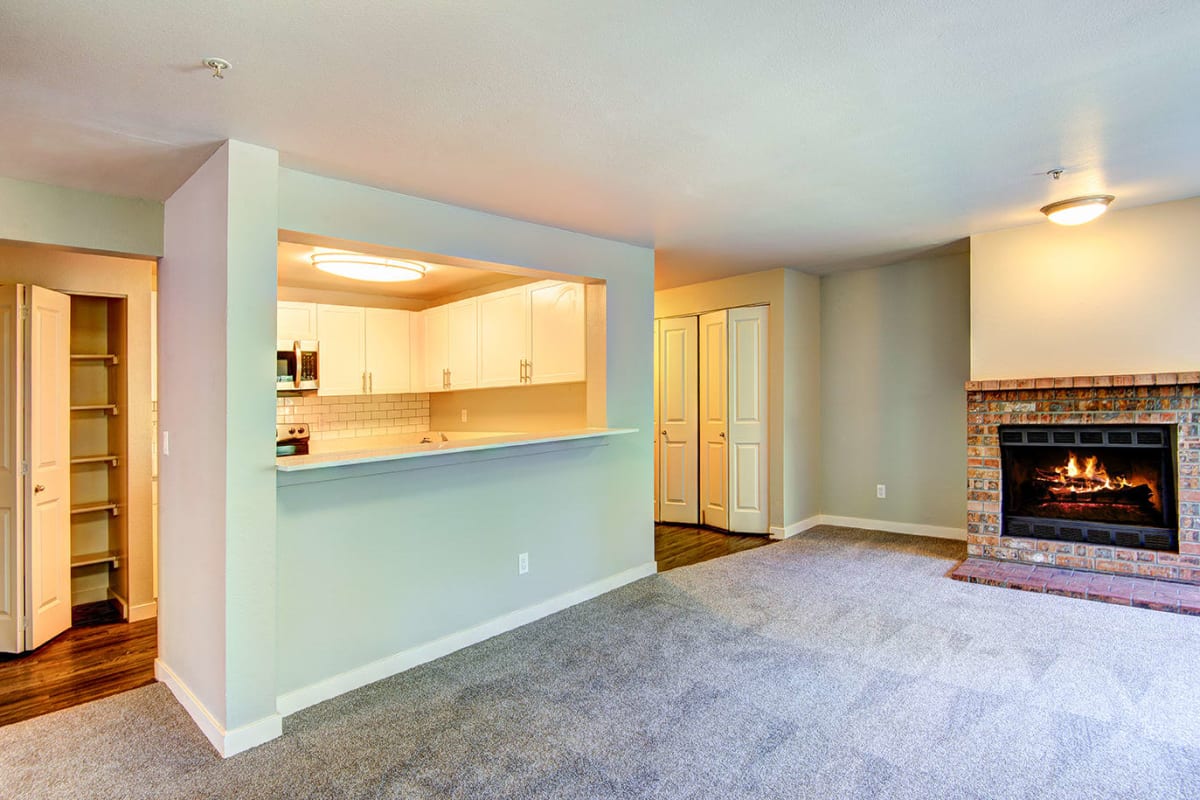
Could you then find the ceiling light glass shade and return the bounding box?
[310,253,427,282]
[1040,195,1115,226]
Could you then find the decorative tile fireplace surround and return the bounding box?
[965,371,1200,584]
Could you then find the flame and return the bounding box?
[1050,452,1134,495]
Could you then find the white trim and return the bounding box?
[107,588,129,620]
[156,659,282,758]
[768,515,823,540]
[276,560,658,716]
[818,514,966,541]
[127,599,157,622]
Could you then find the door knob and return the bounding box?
[34,484,45,493]
[719,432,726,438]
[661,430,667,436]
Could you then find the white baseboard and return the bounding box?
[127,599,157,622]
[818,514,966,541]
[107,588,128,620]
[768,515,823,540]
[276,560,658,717]
[156,659,282,758]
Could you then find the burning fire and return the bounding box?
[1049,452,1133,496]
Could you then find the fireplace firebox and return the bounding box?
[999,425,1177,551]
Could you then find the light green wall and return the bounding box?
[0,175,162,256]
[159,142,280,737]
[819,252,969,530]
[222,142,280,730]
[275,169,654,696]
[783,268,822,525]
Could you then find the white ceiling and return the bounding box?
[2,1,1198,287]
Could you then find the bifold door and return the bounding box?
[0,286,22,653]
[0,284,72,653]
[726,306,768,533]
[698,310,728,529]
[26,286,72,650]
[656,316,699,524]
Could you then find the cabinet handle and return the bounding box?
[369,372,373,393]
[520,359,526,382]
[362,372,367,393]
[527,360,532,383]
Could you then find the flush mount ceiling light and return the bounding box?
[310,253,428,282]
[1040,195,1115,226]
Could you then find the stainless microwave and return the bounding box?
[277,340,319,392]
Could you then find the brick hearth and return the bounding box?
[966,371,1200,584]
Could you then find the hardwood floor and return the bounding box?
[655,523,774,572]
[0,601,157,727]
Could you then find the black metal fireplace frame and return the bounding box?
[998,424,1178,552]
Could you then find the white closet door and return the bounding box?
[653,319,660,522]
[316,304,366,396]
[26,285,72,650]
[0,286,22,653]
[364,308,411,394]
[727,305,769,533]
[698,310,728,530]
[657,316,698,524]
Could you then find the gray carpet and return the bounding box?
[4,526,1200,799]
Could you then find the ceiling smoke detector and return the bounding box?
[202,57,231,79]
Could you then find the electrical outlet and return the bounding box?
[461,408,469,422]
[876,484,886,499]
[518,552,529,575]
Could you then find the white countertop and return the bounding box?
[276,428,638,472]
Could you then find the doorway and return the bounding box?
[0,244,158,725]
[653,305,769,534]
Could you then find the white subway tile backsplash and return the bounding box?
[277,392,430,441]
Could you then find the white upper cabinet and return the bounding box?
[421,298,478,392]
[316,304,413,396]
[475,280,587,389]
[527,281,586,385]
[364,308,411,395]
[278,301,318,342]
[477,287,528,387]
[421,304,449,392]
[316,304,366,396]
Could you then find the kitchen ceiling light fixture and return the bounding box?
[1040,194,1115,226]
[310,253,428,282]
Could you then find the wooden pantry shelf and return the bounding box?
[70,502,120,516]
[70,404,119,414]
[70,551,120,569]
[70,353,119,364]
[70,454,119,467]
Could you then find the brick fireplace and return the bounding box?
[965,371,1200,584]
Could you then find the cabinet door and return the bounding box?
[446,298,478,390]
[422,305,449,392]
[365,308,411,395]
[528,281,586,384]
[316,304,366,396]
[278,301,318,342]
[477,287,527,388]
